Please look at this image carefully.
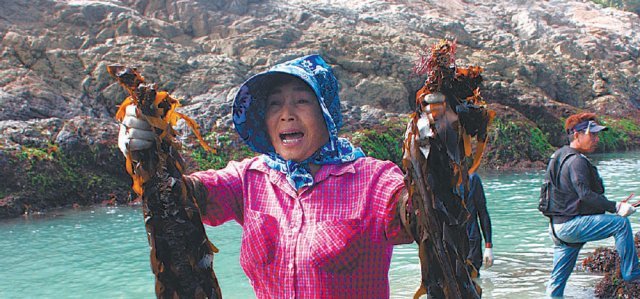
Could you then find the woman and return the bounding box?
[119,54,413,298]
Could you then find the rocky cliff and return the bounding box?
[1,0,639,218]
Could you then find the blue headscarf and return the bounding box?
[232,54,365,190]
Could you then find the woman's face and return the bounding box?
[264,79,329,162]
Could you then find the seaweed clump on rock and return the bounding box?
[582,231,640,298]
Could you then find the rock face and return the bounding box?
[0,0,639,217]
[2,0,639,124]
[0,116,130,219]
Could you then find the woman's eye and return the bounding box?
[267,100,282,107]
[297,98,312,104]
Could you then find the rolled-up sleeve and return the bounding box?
[189,160,247,226]
[374,161,414,245]
[386,186,414,245]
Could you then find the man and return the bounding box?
[461,173,493,274]
[544,112,639,297]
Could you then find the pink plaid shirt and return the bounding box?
[191,156,412,298]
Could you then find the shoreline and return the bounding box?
[2,148,639,221]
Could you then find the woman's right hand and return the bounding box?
[117,105,155,156]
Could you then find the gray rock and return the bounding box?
[0,0,638,160]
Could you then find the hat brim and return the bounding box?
[589,124,608,133]
[231,54,341,155]
[243,71,321,105]
[232,71,325,154]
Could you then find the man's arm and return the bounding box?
[568,157,616,213]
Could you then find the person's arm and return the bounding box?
[471,175,492,247]
[184,175,210,216]
[568,157,616,213]
[470,174,493,268]
[390,187,415,244]
[189,160,247,226]
[118,103,246,226]
[375,162,414,245]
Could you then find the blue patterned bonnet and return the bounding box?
[232,54,365,190]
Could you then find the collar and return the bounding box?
[249,160,357,197]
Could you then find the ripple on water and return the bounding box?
[1,152,639,299]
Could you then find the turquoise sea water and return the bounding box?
[1,151,638,298]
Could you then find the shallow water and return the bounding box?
[0,151,638,298]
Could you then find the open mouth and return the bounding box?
[280,131,304,144]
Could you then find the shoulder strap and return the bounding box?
[549,152,577,188]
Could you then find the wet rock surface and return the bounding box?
[582,231,640,298]
[0,0,639,219]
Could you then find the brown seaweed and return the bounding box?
[402,39,494,298]
[108,65,222,299]
[583,231,640,298]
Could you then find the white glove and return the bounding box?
[483,247,494,268]
[117,105,155,156]
[616,202,636,217]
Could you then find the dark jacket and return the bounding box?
[547,146,616,223]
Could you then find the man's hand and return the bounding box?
[118,105,155,156]
[616,201,636,217]
[483,247,494,268]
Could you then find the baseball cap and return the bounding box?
[571,120,608,134]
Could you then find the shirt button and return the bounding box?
[288,262,294,270]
